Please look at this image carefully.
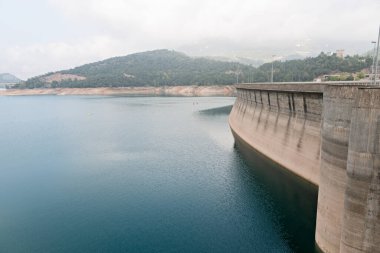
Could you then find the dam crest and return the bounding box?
[229,82,380,253]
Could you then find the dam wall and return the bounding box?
[340,88,380,253]
[229,82,379,253]
[229,83,324,185]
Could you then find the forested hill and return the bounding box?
[17,50,372,89]
[254,52,372,82]
[19,50,253,88]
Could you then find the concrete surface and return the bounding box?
[229,81,379,253]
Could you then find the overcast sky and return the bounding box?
[1,0,379,79]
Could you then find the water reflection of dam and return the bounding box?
[229,82,380,253]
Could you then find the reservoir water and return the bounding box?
[0,96,317,252]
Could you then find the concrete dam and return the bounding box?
[229,82,380,253]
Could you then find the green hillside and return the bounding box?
[254,53,372,82]
[19,50,252,88]
[16,50,373,89]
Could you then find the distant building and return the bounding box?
[336,49,344,58]
[323,74,341,81]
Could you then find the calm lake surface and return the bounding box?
[0,96,317,252]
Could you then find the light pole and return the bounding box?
[371,41,376,80]
[235,64,240,84]
[374,25,380,85]
[271,55,275,83]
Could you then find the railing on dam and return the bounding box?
[236,81,375,92]
[229,81,380,253]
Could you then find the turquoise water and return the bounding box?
[0,96,317,252]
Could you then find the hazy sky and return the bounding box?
[1,0,379,79]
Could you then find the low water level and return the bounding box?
[0,96,317,252]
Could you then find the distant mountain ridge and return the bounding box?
[0,73,22,84]
[16,49,373,89]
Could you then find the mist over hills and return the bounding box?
[178,37,373,63]
[16,49,373,89]
[0,73,21,84]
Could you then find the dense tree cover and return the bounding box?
[18,50,252,88]
[252,52,372,82]
[16,50,372,89]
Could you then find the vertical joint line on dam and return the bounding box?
[291,93,295,113]
[303,95,307,113]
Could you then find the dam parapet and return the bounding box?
[229,81,379,253]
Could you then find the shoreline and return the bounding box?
[0,85,236,97]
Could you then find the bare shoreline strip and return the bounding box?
[0,85,236,97]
